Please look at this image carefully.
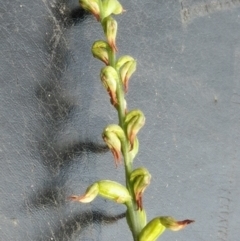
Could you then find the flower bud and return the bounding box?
[103,131,121,164]
[101,0,124,20]
[129,137,139,161]
[69,180,131,204]
[116,55,137,92]
[157,216,194,231]
[139,217,165,241]
[68,182,99,203]
[116,55,135,70]
[102,124,126,166]
[139,217,194,241]
[97,180,131,203]
[102,16,118,52]
[92,40,111,65]
[79,0,100,21]
[124,110,145,150]
[130,167,151,210]
[100,66,119,106]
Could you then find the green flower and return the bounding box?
[101,0,124,20]
[79,0,100,20]
[102,124,126,166]
[139,216,194,241]
[92,40,111,65]
[100,66,119,106]
[69,180,131,204]
[116,55,137,92]
[130,167,151,210]
[102,16,118,52]
[124,109,145,149]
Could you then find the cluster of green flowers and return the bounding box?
[69,0,194,240]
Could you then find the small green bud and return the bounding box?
[157,217,194,231]
[102,16,118,52]
[139,218,166,241]
[130,167,151,210]
[116,55,137,92]
[116,55,135,70]
[68,182,99,203]
[79,0,100,20]
[101,0,124,20]
[98,180,131,203]
[139,217,194,241]
[102,124,126,166]
[100,66,119,106]
[69,180,131,204]
[124,109,145,150]
[103,131,121,164]
[129,137,139,161]
[92,40,111,65]
[120,60,137,92]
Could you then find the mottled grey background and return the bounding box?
[1,0,240,240]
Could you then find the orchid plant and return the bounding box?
[69,0,194,240]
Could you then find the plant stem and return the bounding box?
[98,2,144,239]
[109,49,144,241]
[109,49,116,69]
[117,94,144,240]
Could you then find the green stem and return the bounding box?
[110,48,144,241]
[109,49,116,71]
[117,89,144,241]
[98,2,144,239]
